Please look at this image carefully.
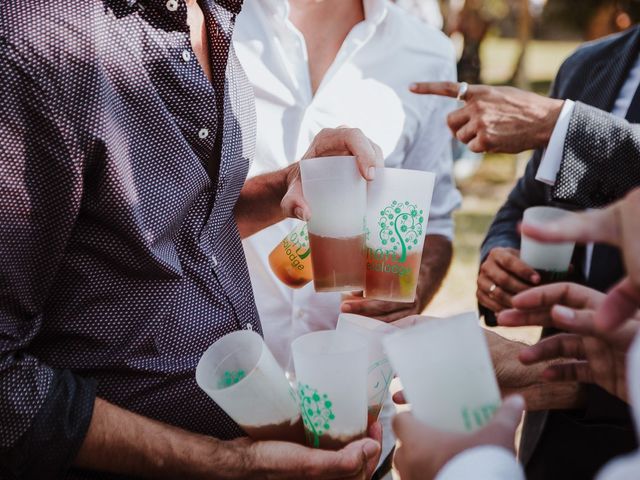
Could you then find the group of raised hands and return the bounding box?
[391,190,640,480]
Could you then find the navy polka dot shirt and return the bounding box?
[0,0,261,477]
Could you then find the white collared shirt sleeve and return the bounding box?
[436,446,525,480]
[402,62,462,240]
[535,99,575,186]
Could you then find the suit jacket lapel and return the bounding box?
[580,26,640,111]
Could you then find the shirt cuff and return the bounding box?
[535,100,575,186]
[436,445,525,480]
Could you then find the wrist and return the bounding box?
[538,98,565,148]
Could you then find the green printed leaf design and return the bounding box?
[298,384,335,448]
[217,370,246,389]
[289,224,310,248]
[378,201,424,262]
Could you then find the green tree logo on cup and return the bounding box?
[378,201,424,262]
[298,383,335,447]
[289,224,311,259]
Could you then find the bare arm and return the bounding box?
[234,165,294,239]
[74,398,245,479]
[235,128,382,239]
[486,330,585,411]
[74,398,382,479]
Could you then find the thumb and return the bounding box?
[280,169,311,221]
[477,395,524,453]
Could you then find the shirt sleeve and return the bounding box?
[402,59,462,240]
[535,100,575,186]
[435,446,526,480]
[0,41,96,478]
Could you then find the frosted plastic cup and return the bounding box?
[383,312,501,433]
[521,206,576,283]
[196,331,305,444]
[300,156,366,292]
[364,168,436,302]
[336,313,399,426]
[291,330,368,450]
[268,221,313,289]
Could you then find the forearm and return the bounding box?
[74,398,248,479]
[415,235,452,311]
[486,331,585,411]
[235,165,294,239]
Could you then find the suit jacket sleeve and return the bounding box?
[552,101,640,207]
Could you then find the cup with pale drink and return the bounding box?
[196,330,305,443]
[300,156,366,292]
[521,206,576,284]
[383,312,501,433]
[336,313,398,427]
[291,330,368,449]
[268,221,313,288]
[364,168,435,302]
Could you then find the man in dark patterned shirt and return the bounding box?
[0,0,382,478]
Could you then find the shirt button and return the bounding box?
[166,0,178,11]
[245,323,253,331]
[198,128,209,139]
[181,50,191,62]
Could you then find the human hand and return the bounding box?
[477,247,539,314]
[499,283,640,403]
[392,395,524,480]
[340,292,423,323]
[281,128,383,221]
[409,82,564,153]
[227,422,382,480]
[519,188,640,331]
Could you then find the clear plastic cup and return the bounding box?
[364,168,436,302]
[336,313,399,426]
[383,312,501,433]
[300,156,366,292]
[268,221,313,289]
[521,206,576,283]
[291,330,368,450]
[196,331,305,443]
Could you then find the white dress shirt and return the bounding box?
[234,0,460,372]
[436,332,640,480]
[536,54,640,276]
[234,0,461,463]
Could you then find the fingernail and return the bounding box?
[531,274,540,284]
[553,305,575,322]
[504,394,525,410]
[294,207,306,221]
[362,440,379,459]
[367,166,376,180]
[341,303,352,313]
[409,83,418,91]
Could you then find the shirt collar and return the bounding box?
[261,0,387,26]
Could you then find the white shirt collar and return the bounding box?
[259,0,388,26]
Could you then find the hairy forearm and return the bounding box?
[235,165,294,239]
[415,235,453,311]
[486,331,585,411]
[74,398,247,479]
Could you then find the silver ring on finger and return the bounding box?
[456,81,469,101]
[489,283,497,297]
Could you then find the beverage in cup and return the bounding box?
[364,168,435,302]
[336,313,398,426]
[383,312,501,433]
[521,206,576,283]
[269,221,313,288]
[300,156,366,292]
[196,331,305,444]
[291,330,368,449]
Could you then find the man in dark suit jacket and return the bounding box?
[411,25,640,479]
